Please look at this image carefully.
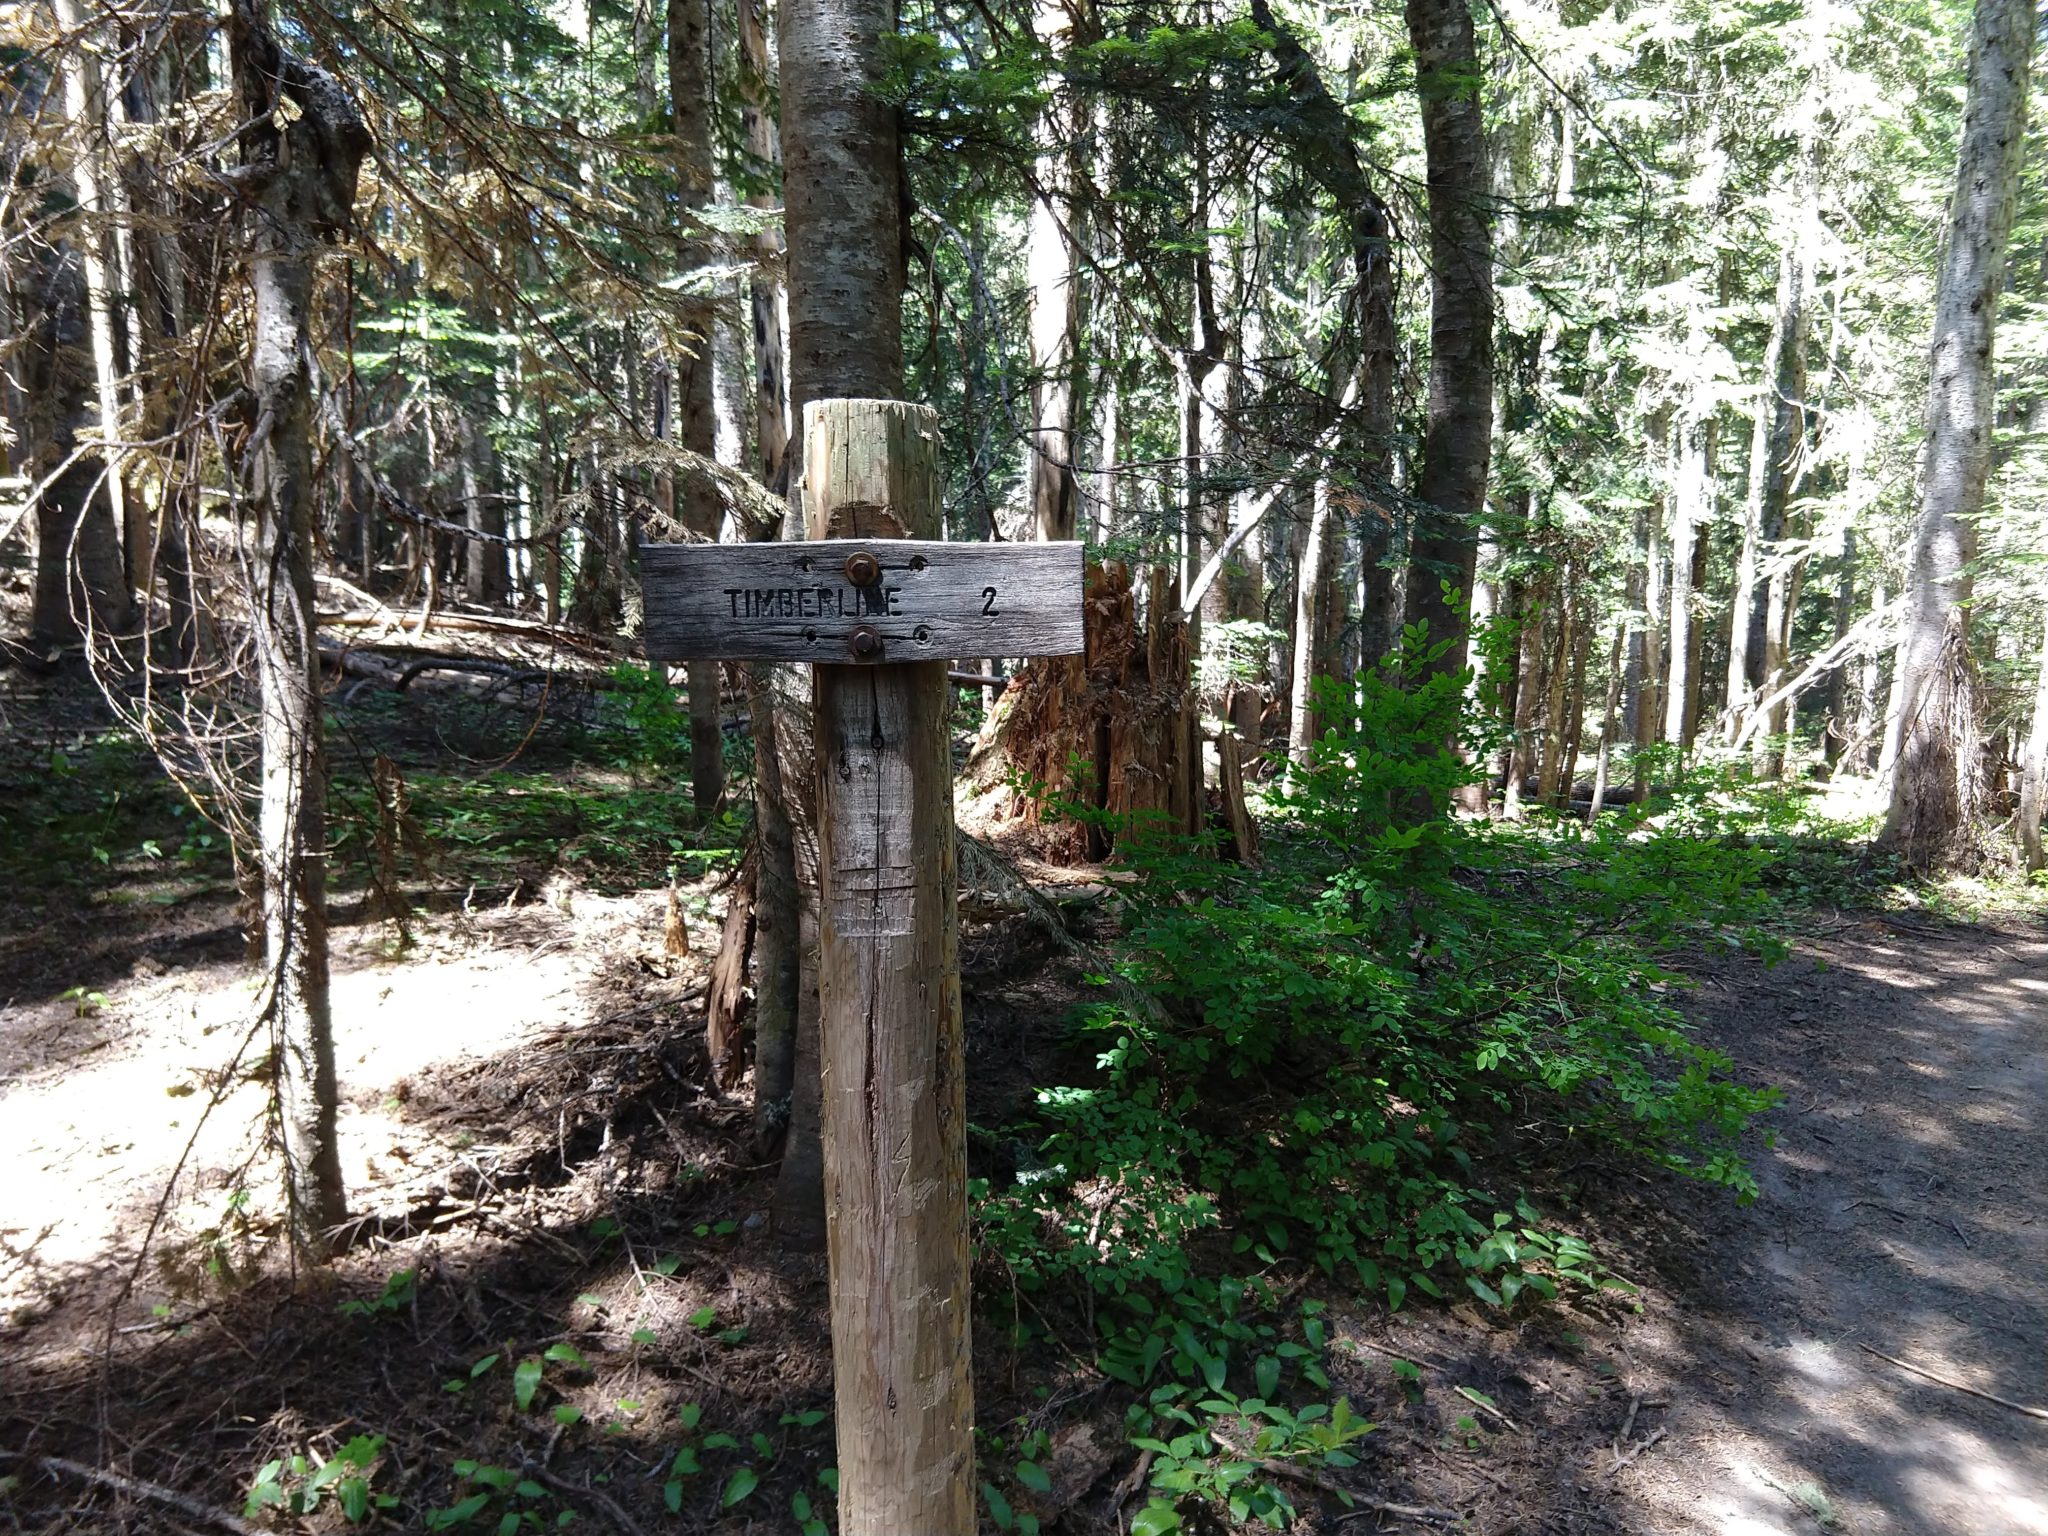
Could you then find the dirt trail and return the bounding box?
[1613,920,2048,1536]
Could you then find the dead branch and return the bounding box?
[1858,1343,2048,1421]
[0,1451,261,1535]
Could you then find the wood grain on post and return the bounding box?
[804,398,975,1535]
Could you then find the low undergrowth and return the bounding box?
[976,628,1792,1528]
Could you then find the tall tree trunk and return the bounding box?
[228,0,369,1253]
[53,0,133,605]
[671,0,726,817]
[772,0,908,1245]
[1726,240,1811,739]
[1025,0,1082,542]
[1400,0,1493,701]
[738,0,791,494]
[1879,0,2034,869]
[735,0,800,1155]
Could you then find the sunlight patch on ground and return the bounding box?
[0,905,609,1329]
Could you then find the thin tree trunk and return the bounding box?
[1288,474,1332,769]
[1556,595,1593,807]
[1823,527,1856,772]
[2019,601,2048,872]
[1879,0,2034,869]
[1025,0,1082,542]
[1537,561,1574,804]
[228,0,369,1252]
[1664,413,1711,752]
[1726,242,1809,738]
[1503,571,1545,820]
[671,0,726,817]
[53,0,133,604]
[738,0,790,494]
[1588,623,1627,819]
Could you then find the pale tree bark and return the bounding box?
[52,0,133,601]
[771,0,908,1245]
[1025,0,1082,542]
[1879,0,2034,869]
[1288,474,1334,768]
[22,243,130,646]
[671,0,726,817]
[228,0,370,1253]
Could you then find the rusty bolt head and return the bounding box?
[844,550,882,588]
[848,624,883,660]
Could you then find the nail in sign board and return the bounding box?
[641,539,1085,664]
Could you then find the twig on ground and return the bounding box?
[1607,1426,1667,1476]
[1332,1496,1466,1525]
[0,1451,260,1535]
[1348,1336,1448,1373]
[1452,1385,1520,1433]
[1613,1394,1640,1457]
[114,1307,214,1336]
[1858,1343,2048,1421]
[531,1467,650,1536]
[1210,1435,1462,1523]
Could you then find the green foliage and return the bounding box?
[425,1461,564,1531]
[245,1436,394,1523]
[979,627,1777,1320]
[0,731,232,904]
[338,1267,419,1319]
[591,664,694,772]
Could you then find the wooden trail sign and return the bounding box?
[642,539,1082,662]
[644,399,1083,1536]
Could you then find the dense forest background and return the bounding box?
[3,0,2048,1530]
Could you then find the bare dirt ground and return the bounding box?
[1594,919,2048,1536]
[1,666,2042,1533]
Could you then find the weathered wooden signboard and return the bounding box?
[640,400,1083,1536]
[641,538,1083,664]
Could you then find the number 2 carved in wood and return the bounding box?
[981,587,998,616]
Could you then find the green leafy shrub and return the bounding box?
[977,624,1779,1314]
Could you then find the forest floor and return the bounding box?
[1,653,2044,1536]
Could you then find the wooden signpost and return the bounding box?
[645,399,1084,1535]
